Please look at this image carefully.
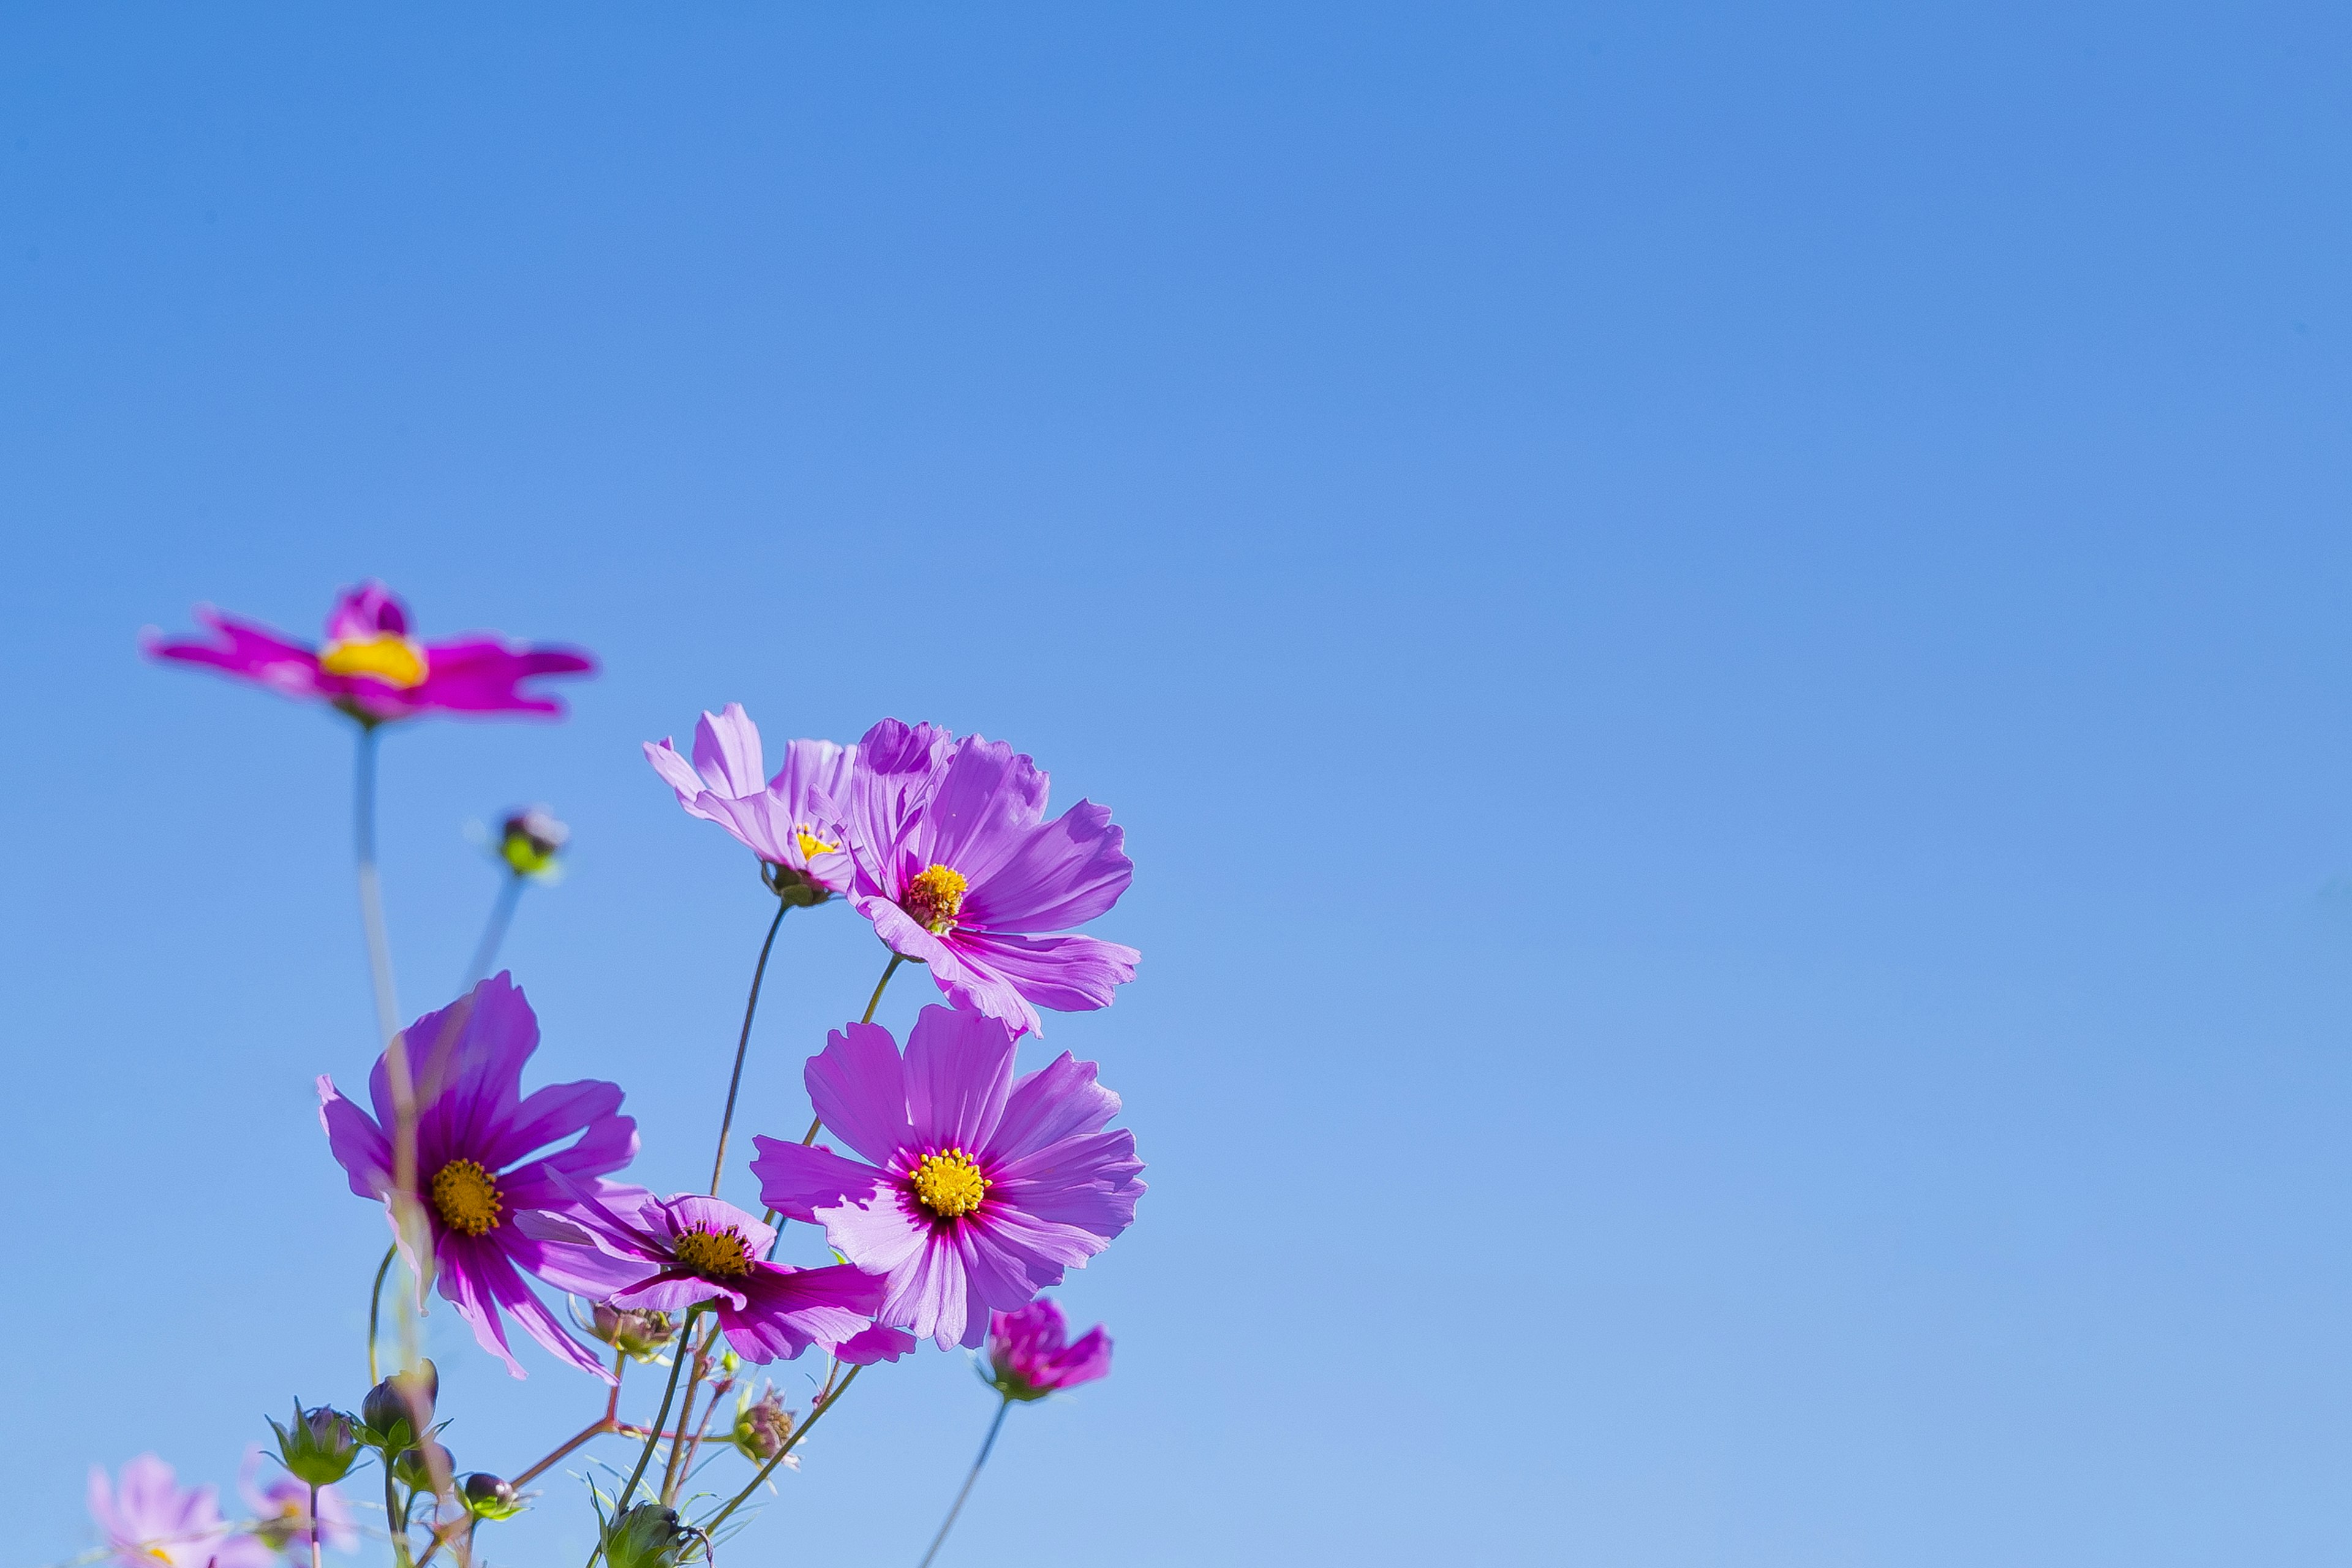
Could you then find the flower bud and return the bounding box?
[360,1360,437,1449]
[391,1440,453,1493]
[500,807,569,876]
[729,1387,795,1464]
[591,1302,677,1362]
[268,1401,362,1485]
[462,1472,525,1521]
[601,1502,701,1568]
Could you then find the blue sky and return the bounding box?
[4,4,2351,1564]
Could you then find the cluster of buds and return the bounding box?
[499,805,570,878]
[602,1502,707,1568]
[267,1401,361,1486]
[590,1302,679,1362]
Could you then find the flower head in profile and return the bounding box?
[88,1455,270,1568]
[988,1297,1112,1402]
[145,581,594,725]
[751,1006,1144,1349]
[239,1449,358,1557]
[525,1186,915,1367]
[317,974,649,1379]
[841,720,1137,1036]
[499,805,570,879]
[645,704,856,904]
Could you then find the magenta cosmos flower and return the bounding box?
[88,1455,270,1568]
[750,1005,1144,1349]
[318,973,647,1379]
[644,704,855,902]
[526,1186,916,1365]
[145,580,594,724]
[842,719,1137,1036]
[988,1297,1112,1401]
[238,1450,357,1556]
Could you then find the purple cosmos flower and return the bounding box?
[988,1297,1113,1401]
[145,581,594,724]
[840,719,1137,1036]
[88,1455,270,1568]
[238,1450,358,1556]
[645,704,856,902]
[318,974,649,1379]
[749,1005,1145,1349]
[524,1186,918,1366]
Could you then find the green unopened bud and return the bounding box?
[360,1360,437,1449]
[602,1502,701,1568]
[500,807,569,876]
[729,1387,796,1464]
[462,1472,525,1521]
[760,859,832,908]
[591,1302,677,1362]
[392,1440,453,1492]
[267,1401,361,1485]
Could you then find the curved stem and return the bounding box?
[594,1305,703,1564]
[916,1398,1012,1568]
[463,872,526,989]
[703,1364,863,1534]
[802,953,905,1144]
[710,900,790,1196]
[366,1243,396,1384]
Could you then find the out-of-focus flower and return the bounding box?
[318,974,650,1379]
[588,1302,678,1362]
[462,1472,525,1521]
[750,1006,1145,1349]
[524,1186,915,1367]
[239,1448,358,1555]
[391,1443,453,1493]
[145,581,594,725]
[601,1502,701,1568]
[88,1455,270,1568]
[265,1403,360,1485]
[987,1297,1112,1402]
[644,704,855,905]
[840,720,1137,1036]
[728,1386,798,1467]
[357,1362,437,1450]
[499,806,570,878]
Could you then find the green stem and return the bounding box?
[703,1364,863,1534]
[367,1243,396,1385]
[801,953,905,1144]
[660,1325,718,1503]
[353,723,400,1046]
[916,1397,1012,1568]
[383,1461,411,1568]
[592,1305,703,1564]
[463,871,526,989]
[710,899,790,1196]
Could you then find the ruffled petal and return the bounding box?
[982,1052,1121,1166]
[963,799,1131,933]
[801,1025,916,1166]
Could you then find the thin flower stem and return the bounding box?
[710,899,790,1196]
[462,870,526,989]
[802,952,905,1144]
[309,1483,322,1568]
[915,1397,1012,1568]
[703,1363,864,1534]
[660,1325,719,1503]
[513,1351,628,1486]
[367,1243,396,1384]
[353,723,401,1046]
[383,1462,410,1568]
[593,1304,704,1564]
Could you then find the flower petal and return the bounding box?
[963,799,1131,933]
[750,1137,890,1223]
[801,1023,916,1166]
[982,1052,1121,1166]
[903,1005,1016,1152]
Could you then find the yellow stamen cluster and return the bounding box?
[902,864,969,933]
[318,632,430,688]
[910,1147,991,1219]
[794,826,840,860]
[430,1158,503,1237]
[674,1226,755,1278]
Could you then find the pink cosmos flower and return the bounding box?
[145,581,594,724]
[988,1297,1112,1401]
[524,1186,917,1365]
[644,704,855,901]
[841,720,1137,1036]
[88,1455,270,1568]
[238,1449,357,1556]
[318,974,650,1379]
[749,1006,1145,1349]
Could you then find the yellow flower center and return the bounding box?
[674,1226,755,1278]
[794,827,839,860]
[910,1147,991,1219]
[319,632,430,688]
[902,864,969,933]
[429,1158,503,1236]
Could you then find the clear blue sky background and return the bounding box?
[4,4,2351,1564]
